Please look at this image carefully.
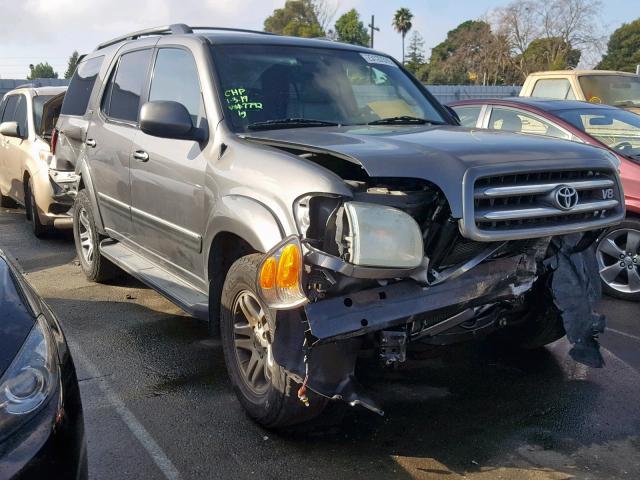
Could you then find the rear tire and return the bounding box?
[26,179,48,238]
[73,189,118,282]
[220,254,327,429]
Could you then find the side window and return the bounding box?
[149,48,203,125]
[13,95,28,137]
[0,97,8,121]
[102,49,153,123]
[452,105,482,128]
[1,95,18,123]
[61,56,104,116]
[531,79,574,100]
[489,107,569,140]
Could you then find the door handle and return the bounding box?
[133,150,149,162]
[85,139,96,148]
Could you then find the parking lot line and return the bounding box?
[68,340,181,480]
[607,328,640,343]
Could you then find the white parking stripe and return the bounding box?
[607,328,640,343]
[68,340,181,480]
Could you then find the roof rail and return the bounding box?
[190,26,276,36]
[96,23,193,50]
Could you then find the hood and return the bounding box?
[0,257,37,376]
[624,107,640,116]
[246,125,616,217]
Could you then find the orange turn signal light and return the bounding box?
[259,257,277,289]
[276,244,301,288]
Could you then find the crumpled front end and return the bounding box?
[256,164,623,413]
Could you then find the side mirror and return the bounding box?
[0,121,21,138]
[139,101,205,142]
[444,105,461,125]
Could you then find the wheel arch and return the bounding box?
[75,158,105,233]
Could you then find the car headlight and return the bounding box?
[342,201,424,268]
[0,315,58,441]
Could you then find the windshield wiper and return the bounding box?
[367,116,446,126]
[247,118,340,131]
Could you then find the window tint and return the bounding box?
[1,95,18,123]
[531,78,574,100]
[61,56,104,116]
[488,107,569,140]
[452,105,482,127]
[103,49,153,123]
[33,95,54,135]
[13,95,28,137]
[149,48,203,125]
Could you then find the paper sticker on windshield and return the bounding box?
[360,53,397,67]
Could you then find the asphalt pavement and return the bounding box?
[1,205,639,480]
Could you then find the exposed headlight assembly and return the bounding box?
[0,315,59,441]
[341,201,424,268]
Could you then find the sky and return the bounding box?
[0,0,636,79]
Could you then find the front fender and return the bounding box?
[74,158,105,233]
[204,195,285,260]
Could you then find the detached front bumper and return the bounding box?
[305,253,538,342]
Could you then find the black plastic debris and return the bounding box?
[548,235,606,368]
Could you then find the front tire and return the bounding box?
[220,254,327,428]
[73,190,118,282]
[596,218,640,302]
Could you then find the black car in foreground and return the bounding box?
[0,251,86,479]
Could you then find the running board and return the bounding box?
[100,240,209,321]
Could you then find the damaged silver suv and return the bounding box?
[55,24,625,428]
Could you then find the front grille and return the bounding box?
[460,168,625,241]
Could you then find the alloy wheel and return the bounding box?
[232,291,273,395]
[77,207,95,264]
[596,228,640,294]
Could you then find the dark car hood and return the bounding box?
[246,125,615,217]
[0,257,36,376]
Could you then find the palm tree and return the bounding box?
[392,8,414,64]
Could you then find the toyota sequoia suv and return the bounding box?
[54,24,625,428]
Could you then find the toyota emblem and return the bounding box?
[553,185,579,211]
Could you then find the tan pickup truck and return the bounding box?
[520,70,640,114]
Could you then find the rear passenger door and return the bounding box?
[87,45,154,240]
[130,47,208,283]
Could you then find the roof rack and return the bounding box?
[96,24,275,50]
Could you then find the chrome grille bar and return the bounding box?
[476,199,619,221]
[474,178,615,199]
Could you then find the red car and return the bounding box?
[450,98,640,301]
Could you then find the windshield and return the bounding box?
[578,75,640,107]
[32,95,54,135]
[210,45,445,132]
[554,107,640,158]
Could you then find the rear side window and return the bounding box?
[149,48,203,125]
[61,56,104,116]
[531,79,575,100]
[1,95,18,123]
[13,95,28,137]
[452,105,482,127]
[0,97,7,120]
[102,49,153,123]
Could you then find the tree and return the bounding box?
[427,20,517,85]
[27,62,58,80]
[492,0,603,79]
[404,31,426,75]
[392,8,414,64]
[596,19,640,72]
[64,51,79,79]
[264,0,324,38]
[521,37,581,72]
[334,9,369,46]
